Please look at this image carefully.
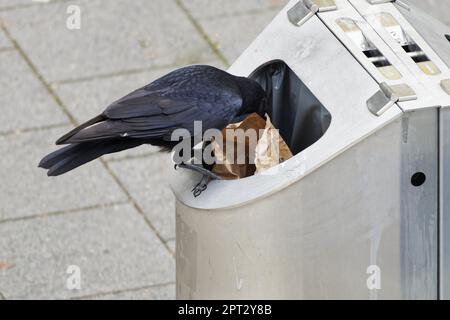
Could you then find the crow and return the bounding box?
[39,65,267,196]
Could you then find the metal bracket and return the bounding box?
[441,79,450,95]
[367,82,417,116]
[288,0,337,27]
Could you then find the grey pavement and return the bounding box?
[0,51,68,134]
[108,153,176,242]
[84,283,175,300]
[198,8,283,63]
[0,126,128,221]
[0,0,286,300]
[1,0,218,82]
[0,29,10,48]
[0,204,174,300]
[0,0,446,300]
[182,0,288,20]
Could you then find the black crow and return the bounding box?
[39,65,266,195]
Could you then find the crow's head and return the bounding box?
[236,77,267,117]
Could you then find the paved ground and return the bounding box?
[0,0,447,300]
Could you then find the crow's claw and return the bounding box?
[192,174,213,197]
[175,162,222,197]
[192,180,208,197]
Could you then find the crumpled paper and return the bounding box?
[212,113,293,179]
[255,115,293,174]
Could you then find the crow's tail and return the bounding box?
[56,115,105,145]
[39,139,143,176]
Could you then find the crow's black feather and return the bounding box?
[40,65,266,176]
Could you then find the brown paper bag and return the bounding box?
[212,113,292,179]
[255,116,293,174]
[212,113,266,180]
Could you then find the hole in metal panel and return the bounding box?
[411,172,426,187]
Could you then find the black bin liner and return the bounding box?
[251,61,332,155]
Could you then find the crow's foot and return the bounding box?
[175,163,222,181]
[174,163,222,197]
[192,175,211,198]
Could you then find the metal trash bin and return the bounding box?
[170,0,450,300]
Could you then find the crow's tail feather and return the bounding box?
[39,139,143,176]
[56,115,105,145]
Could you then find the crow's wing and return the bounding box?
[103,65,242,119]
[65,98,241,143]
[61,67,243,144]
[103,90,194,119]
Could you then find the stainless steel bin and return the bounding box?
[170,0,450,299]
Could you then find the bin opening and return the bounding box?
[250,60,332,155]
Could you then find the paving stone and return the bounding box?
[0,28,11,48]
[0,0,60,10]
[0,0,29,10]
[0,0,217,82]
[0,204,175,300]
[0,126,129,221]
[199,9,281,63]
[0,50,69,134]
[85,283,175,300]
[166,239,176,255]
[54,62,225,161]
[109,153,175,241]
[182,0,288,19]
